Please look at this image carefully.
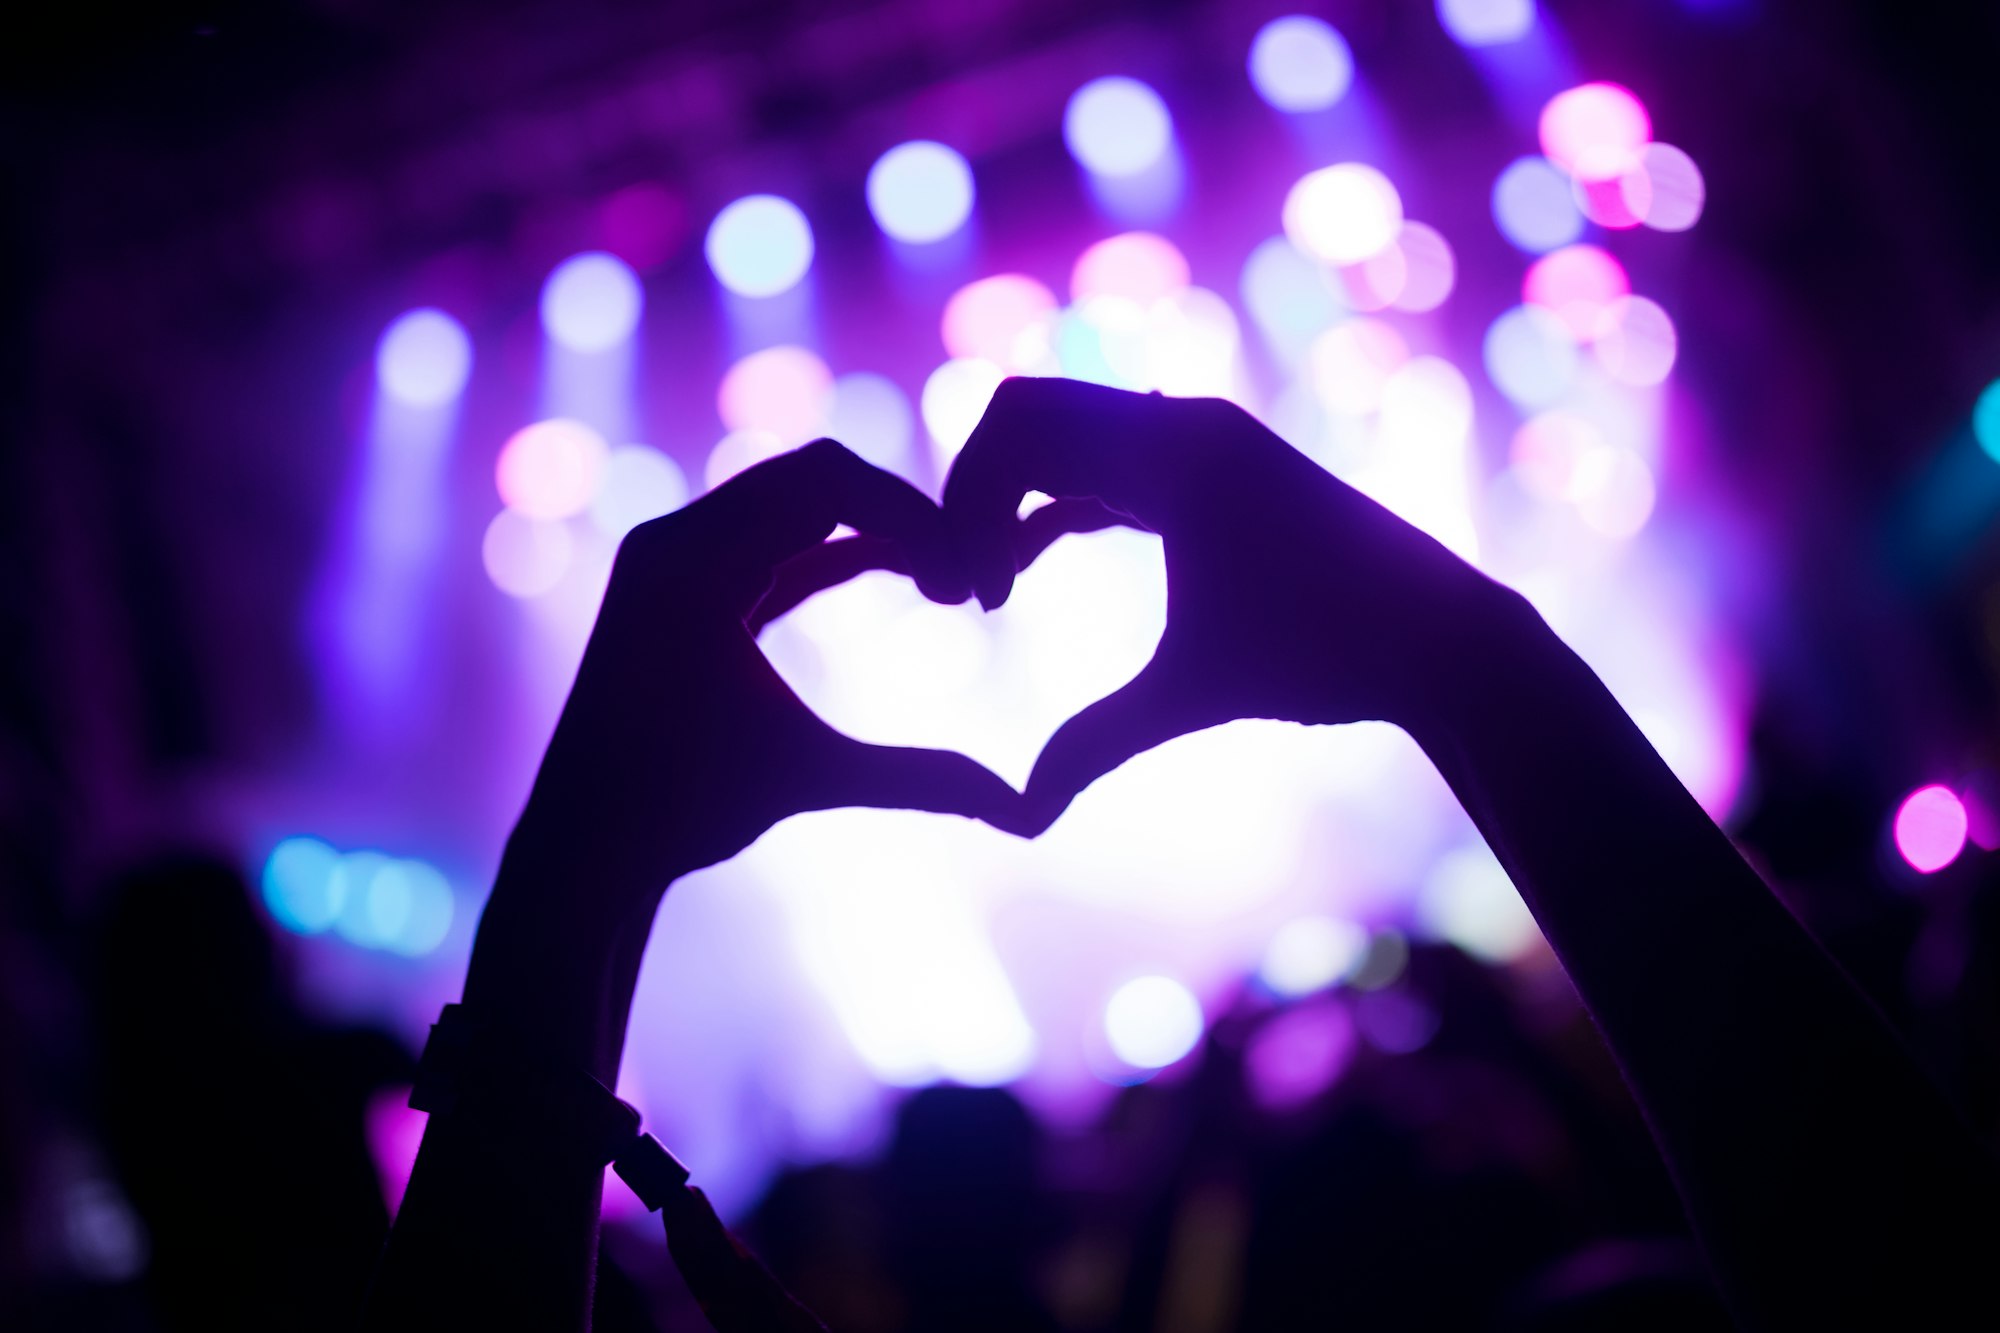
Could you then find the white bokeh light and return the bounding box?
[1283,164,1404,265]
[1437,0,1537,47]
[1104,975,1205,1069]
[705,195,816,298]
[866,141,976,243]
[589,445,689,538]
[376,308,472,406]
[1064,76,1174,177]
[1248,16,1355,112]
[1260,917,1369,996]
[921,357,1006,465]
[540,252,643,352]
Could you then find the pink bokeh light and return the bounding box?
[495,418,609,520]
[1894,785,1969,874]
[717,345,835,444]
[942,274,1060,370]
[1523,244,1631,340]
[1538,82,1652,181]
[1071,231,1191,305]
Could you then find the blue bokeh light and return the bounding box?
[1483,304,1579,407]
[1248,16,1355,113]
[376,308,472,406]
[705,194,816,298]
[1492,156,1585,254]
[1437,0,1537,47]
[540,252,644,352]
[866,141,976,244]
[1974,379,2000,465]
[1064,76,1174,178]
[261,837,344,934]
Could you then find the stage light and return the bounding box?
[261,837,344,934]
[383,860,455,957]
[1437,0,1536,46]
[718,345,835,443]
[921,358,1006,463]
[541,252,643,352]
[705,194,815,298]
[1341,245,1407,312]
[1248,15,1354,112]
[1057,297,1149,389]
[1895,785,1968,873]
[1510,410,1603,499]
[1071,231,1191,304]
[1418,845,1541,963]
[1308,317,1409,416]
[1064,77,1174,177]
[1104,975,1205,1069]
[1260,916,1368,996]
[704,428,789,490]
[1390,222,1456,312]
[1142,286,1241,398]
[1246,1000,1357,1110]
[1976,379,2000,465]
[942,274,1060,370]
[826,372,917,474]
[1592,296,1678,386]
[1493,156,1584,254]
[866,141,976,243]
[1573,447,1657,538]
[1283,163,1404,265]
[332,851,395,948]
[1241,236,1343,348]
[1379,356,1474,449]
[1355,989,1439,1053]
[482,509,574,598]
[1627,143,1705,231]
[495,418,609,519]
[376,309,472,406]
[1483,305,1579,408]
[589,445,689,538]
[1539,82,1652,181]
[1523,244,1630,340]
[1573,170,1645,230]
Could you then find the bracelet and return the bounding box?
[411,1003,690,1210]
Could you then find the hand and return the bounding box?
[941,378,1516,829]
[496,438,1031,946]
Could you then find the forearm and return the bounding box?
[362,838,660,1331]
[1408,589,1997,1326]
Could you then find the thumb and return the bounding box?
[1023,661,1206,834]
[814,738,1037,838]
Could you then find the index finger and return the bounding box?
[942,378,1182,609]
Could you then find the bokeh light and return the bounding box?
[1309,318,1410,416]
[718,345,835,443]
[1103,975,1205,1069]
[540,252,643,352]
[1437,0,1537,47]
[1510,410,1604,499]
[1259,916,1368,996]
[1284,163,1404,265]
[1977,379,2000,465]
[262,837,344,933]
[1523,244,1631,340]
[588,445,689,538]
[1539,82,1652,180]
[1484,305,1579,407]
[376,308,472,406]
[704,428,790,490]
[942,274,1060,371]
[1247,16,1354,112]
[495,418,609,519]
[1389,222,1456,312]
[1493,156,1585,254]
[705,194,815,298]
[921,358,1006,464]
[1245,1000,1356,1111]
[482,509,575,597]
[1241,236,1343,352]
[1627,142,1706,231]
[1572,447,1657,538]
[1418,846,1542,963]
[1071,232,1191,305]
[1064,76,1174,177]
[826,372,917,473]
[1894,784,1969,874]
[866,141,976,243]
[1592,296,1678,386]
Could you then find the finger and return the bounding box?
[1022,661,1209,833]
[943,378,1170,610]
[809,738,1036,838]
[679,438,971,607]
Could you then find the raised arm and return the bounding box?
[363,440,1027,1331]
[942,377,1999,1330]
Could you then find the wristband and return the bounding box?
[411,1004,691,1210]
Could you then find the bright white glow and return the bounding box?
[1418,845,1541,963]
[1104,975,1205,1068]
[866,140,975,243]
[1483,305,1579,408]
[1142,286,1241,398]
[376,309,472,406]
[942,275,1059,371]
[1071,232,1190,304]
[1241,236,1343,354]
[1308,318,1409,416]
[1572,447,1657,538]
[589,445,688,538]
[717,345,834,443]
[1390,222,1456,312]
[1248,16,1355,112]
[1351,356,1480,561]
[482,509,574,597]
[540,252,643,352]
[705,195,815,298]
[826,372,916,474]
[1283,164,1404,265]
[921,357,1006,465]
[1437,0,1536,46]
[1260,917,1368,996]
[1064,77,1174,177]
[704,428,789,491]
[1492,156,1584,254]
[1540,83,1653,181]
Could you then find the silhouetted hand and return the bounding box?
[941,377,1508,829]
[498,438,1032,944]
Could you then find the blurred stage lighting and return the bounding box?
[482,509,575,598]
[1492,156,1585,254]
[1523,244,1630,340]
[1977,379,2000,465]
[866,140,976,243]
[706,194,816,298]
[1247,15,1355,113]
[541,252,644,352]
[495,418,610,520]
[1437,0,1538,46]
[261,839,455,955]
[1071,231,1191,305]
[1103,975,1205,1069]
[922,357,1006,464]
[1283,163,1404,265]
[1064,76,1175,177]
[1484,304,1579,407]
[1259,916,1368,996]
[1592,296,1678,387]
[1539,82,1653,181]
[589,445,689,539]
[1627,143,1706,231]
[942,274,1059,371]
[376,308,473,406]
[262,836,344,933]
[718,345,835,443]
[1895,785,1969,874]
[826,372,917,474]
